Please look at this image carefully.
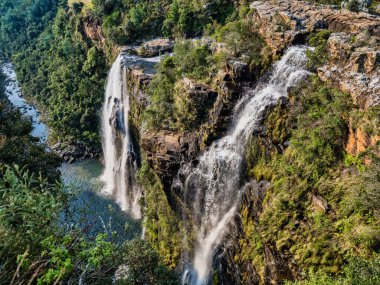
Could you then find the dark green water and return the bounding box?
[60,159,141,240]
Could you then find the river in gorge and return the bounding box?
[1,61,140,239]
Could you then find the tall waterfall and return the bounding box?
[101,55,141,219]
[181,46,311,285]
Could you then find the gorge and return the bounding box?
[0,0,379,284]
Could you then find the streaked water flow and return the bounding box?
[100,54,161,219]
[180,46,311,285]
[100,55,142,218]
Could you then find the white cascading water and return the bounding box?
[181,46,312,285]
[101,55,142,219]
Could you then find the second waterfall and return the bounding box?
[181,46,311,285]
[101,55,141,219]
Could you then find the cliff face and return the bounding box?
[115,2,380,283]
[250,0,379,108]
[127,62,248,192]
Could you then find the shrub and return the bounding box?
[306,30,331,71]
[214,20,265,65]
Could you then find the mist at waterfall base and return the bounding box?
[180,46,312,285]
[60,159,140,240]
[100,54,161,220]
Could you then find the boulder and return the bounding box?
[312,195,329,212]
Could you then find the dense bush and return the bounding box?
[13,6,108,147]
[92,0,237,44]
[0,0,59,58]
[117,239,179,284]
[214,20,266,65]
[0,165,179,284]
[286,255,380,285]
[137,159,183,270]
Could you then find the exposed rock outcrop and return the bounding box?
[121,38,174,57]
[250,0,380,111]
[82,18,107,51]
[250,0,380,54]
[52,141,101,163]
[318,32,380,109]
[125,58,248,190]
[138,74,241,188]
[141,131,199,187]
[345,119,380,157]
[250,0,380,162]
[138,38,174,57]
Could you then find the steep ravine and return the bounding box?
[2,0,378,283]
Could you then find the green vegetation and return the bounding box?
[306,30,331,71]
[92,0,236,44]
[137,159,183,269]
[143,40,215,131]
[0,0,60,58]
[1,0,378,283]
[143,19,267,132]
[213,19,269,68]
[118,239,179,285]
[286,255,380,285]
[0,1,107,147]
[14,7,107,147]
[0,0,246,148]
[0,70,61,182]
[242,77,379,282]
[0,165,178,284]
[0,69,179,284]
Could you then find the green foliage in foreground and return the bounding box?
[0,165,179,284]
[241,78,379,282]
[0,69,178,283]
[116,239,179,285]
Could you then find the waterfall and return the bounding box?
[101,55,141,219]
[181,46,312,285]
